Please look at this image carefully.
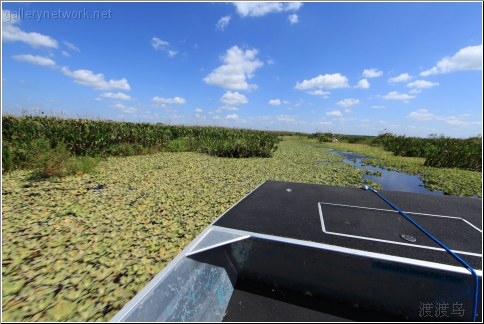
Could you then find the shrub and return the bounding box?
[2,115,280,172]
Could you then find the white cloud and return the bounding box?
[233,2,302,17]
[151,37,169,49]
[151,37,177,57]
[204,45,263,90]
[216,15,231,31]
[2,10,58,48]
[61,67,131,91]
[389,73,412,83]
[408,109,438,121]
[420,45,482,76]
[12,54,56,67]
[100,92,132,101]
[269,99,282,106]
[407,80,439,89]
[110,103,137,114]
[220,91,248,105]
[362,68,383,78]
[195,108,203,113]
[152,96,186,105]
[295,73,349,90]
[444,116,481,126]
[382,91,415,101]
[61,50,70,57]
[409,89,423,94]
[276,115,298,123]
[213,105,239,114]
[337,98,359,108]
[326,110,343,117]
[167,50,178,58]
[226,114,240,120]
[63,41,80,52]
[288,14,299,24]
[372,105,386,109]
[307,90,330,97]
[354,79,370,89]
[408,109,481,126]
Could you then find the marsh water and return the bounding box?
[325,149,444,195]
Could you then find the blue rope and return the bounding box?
[362,185,479,322]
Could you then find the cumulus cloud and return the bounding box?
[362,68,383,78]
[382,91,415,101]
[408,109,481,126]
[420,45,482,76]
[354,79,370,89]
[389,73,412,83]
[213,105,239,114]
[151,37,177,57]
[326,110,343,117]
[220,91,248,105]
[2,10,58,48]
[195,108,203,113]
[307,90,330,97]
[233,2,302,17]
[268,99,282,106]
[100,92,132,101]
[225,114,240,120]
[61,67,131,91]
[151,37,168,49]
[337,98,359,108]
[167,50,177,58]
[288,14,299,24]
[216,15,231,31]
[110,103,137,114]
[408,109,438,121]
[152,96,186,105]
[61,51,70,57]
[407,80,439,89]
[12,54,56,67]
[295,73,349,90]
[204,45,263,90]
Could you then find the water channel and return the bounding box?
[325,149,444,195]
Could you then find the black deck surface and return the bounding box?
[223,280,404,322]
[215,180,482,269]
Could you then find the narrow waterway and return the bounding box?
[325,149,444,195]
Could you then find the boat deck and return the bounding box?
[223,279,403,322]
[215,180,482,270]
[112,180,482,322]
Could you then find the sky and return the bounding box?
[1,1,483,137]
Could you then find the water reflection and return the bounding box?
[327,149,443,195]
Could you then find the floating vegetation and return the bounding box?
[2,136,480,321]
[364,169,382,177]
[2,137,363,321]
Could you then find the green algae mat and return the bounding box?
[2,137,481,321]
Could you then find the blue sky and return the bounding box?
[2,2,482,137]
